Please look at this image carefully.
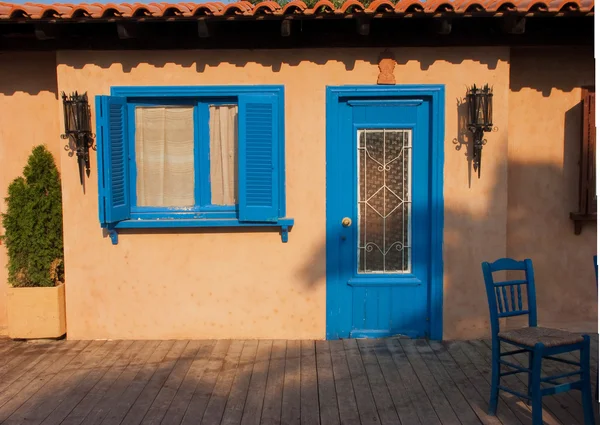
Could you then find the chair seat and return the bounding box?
[498,326,584,348]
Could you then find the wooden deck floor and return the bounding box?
[0,336,598,425]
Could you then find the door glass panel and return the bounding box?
[358,129,412,273]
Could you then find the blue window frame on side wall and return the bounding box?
[95,86,293,244]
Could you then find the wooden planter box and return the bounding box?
[6,283,66,339]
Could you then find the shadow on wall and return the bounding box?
[296,157,597,338]
[509,46,595,96]
[55,47,504,75]
[0,46,588,95]
[0,52,58,96]
[296,79,597,338]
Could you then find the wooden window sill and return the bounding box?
[569,212,597,235]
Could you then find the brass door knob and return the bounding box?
[342,217,352,227]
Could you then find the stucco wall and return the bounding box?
[55,47,510,340]
[0,52,61,335]
[1,47,592,340]
[507,47,597,333]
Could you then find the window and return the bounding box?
[95,86,292,243]
[570,86,596,234]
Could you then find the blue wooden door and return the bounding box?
[326,90,440,340]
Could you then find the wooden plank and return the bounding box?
[386,338,442,425]
[300,340,320,425]
[314,340,340,425]
[120,340,190,425]
[411,339,483,425]
[462,340,561,425]
[198,340,244,425]
[41,340,133,425]
[60,340,144,425]
[469,340,566,425]
[0,340,89,423]
[4,340,108,425]
[0,342,63,396]
[343,338,381,425]
[0,341,25,367]
[329,340,360,425]
[100,340,177,425]
[281,340,301,425]
[180,340,232,425]
[0,338,19,354]
[495,340,587,425]
[399,339,462,425]
[241,340,272,425]
[0,341,48,382]
[372,338,421,425]
[160,340,219,425]
[261,340,286,425]
[221,340,258,425]
[356,339,402,425]
[426,341,507,425]
[444,341,531,425]
[139,340,202,425]
[455,340,534,424]
[482,339,587,420]
[538,339,600,421]
[76,340,162,425]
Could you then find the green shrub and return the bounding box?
[1,145,64,287]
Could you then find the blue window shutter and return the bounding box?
[96,95,130,226]
[238,94,280,222]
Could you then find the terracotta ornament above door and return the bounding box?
[377,50,396,85]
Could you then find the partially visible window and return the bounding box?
[582,88,596,212]
[570,86,596,234]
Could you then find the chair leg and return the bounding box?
[489,339,500,415]
[596,369,600,401]
[527,351,533,405]
[581,336,596,425]
[531,344,544,425]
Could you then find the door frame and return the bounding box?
[325,85,445,340]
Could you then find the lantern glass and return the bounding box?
[62,92,90,135]
[466,84,493,130]
[486,92,493,128]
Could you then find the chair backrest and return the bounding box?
[481,258,537,336]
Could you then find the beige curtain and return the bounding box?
[209,105,238,205]
[135,106,195,207]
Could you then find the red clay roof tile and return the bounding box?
[394,0,425,13]
[0,0,592,20]
[281,0,307,13]
[366,0,396,13]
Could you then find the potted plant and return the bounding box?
[1,145,66,339]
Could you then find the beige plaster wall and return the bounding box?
[0,52,61,334]
[3,47,593,341]
[56,47,510,340]
[507,47,597,333]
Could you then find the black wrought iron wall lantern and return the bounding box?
[466,84,493,178]
[61,92,95,187]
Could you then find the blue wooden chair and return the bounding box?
[482,258,595,425]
